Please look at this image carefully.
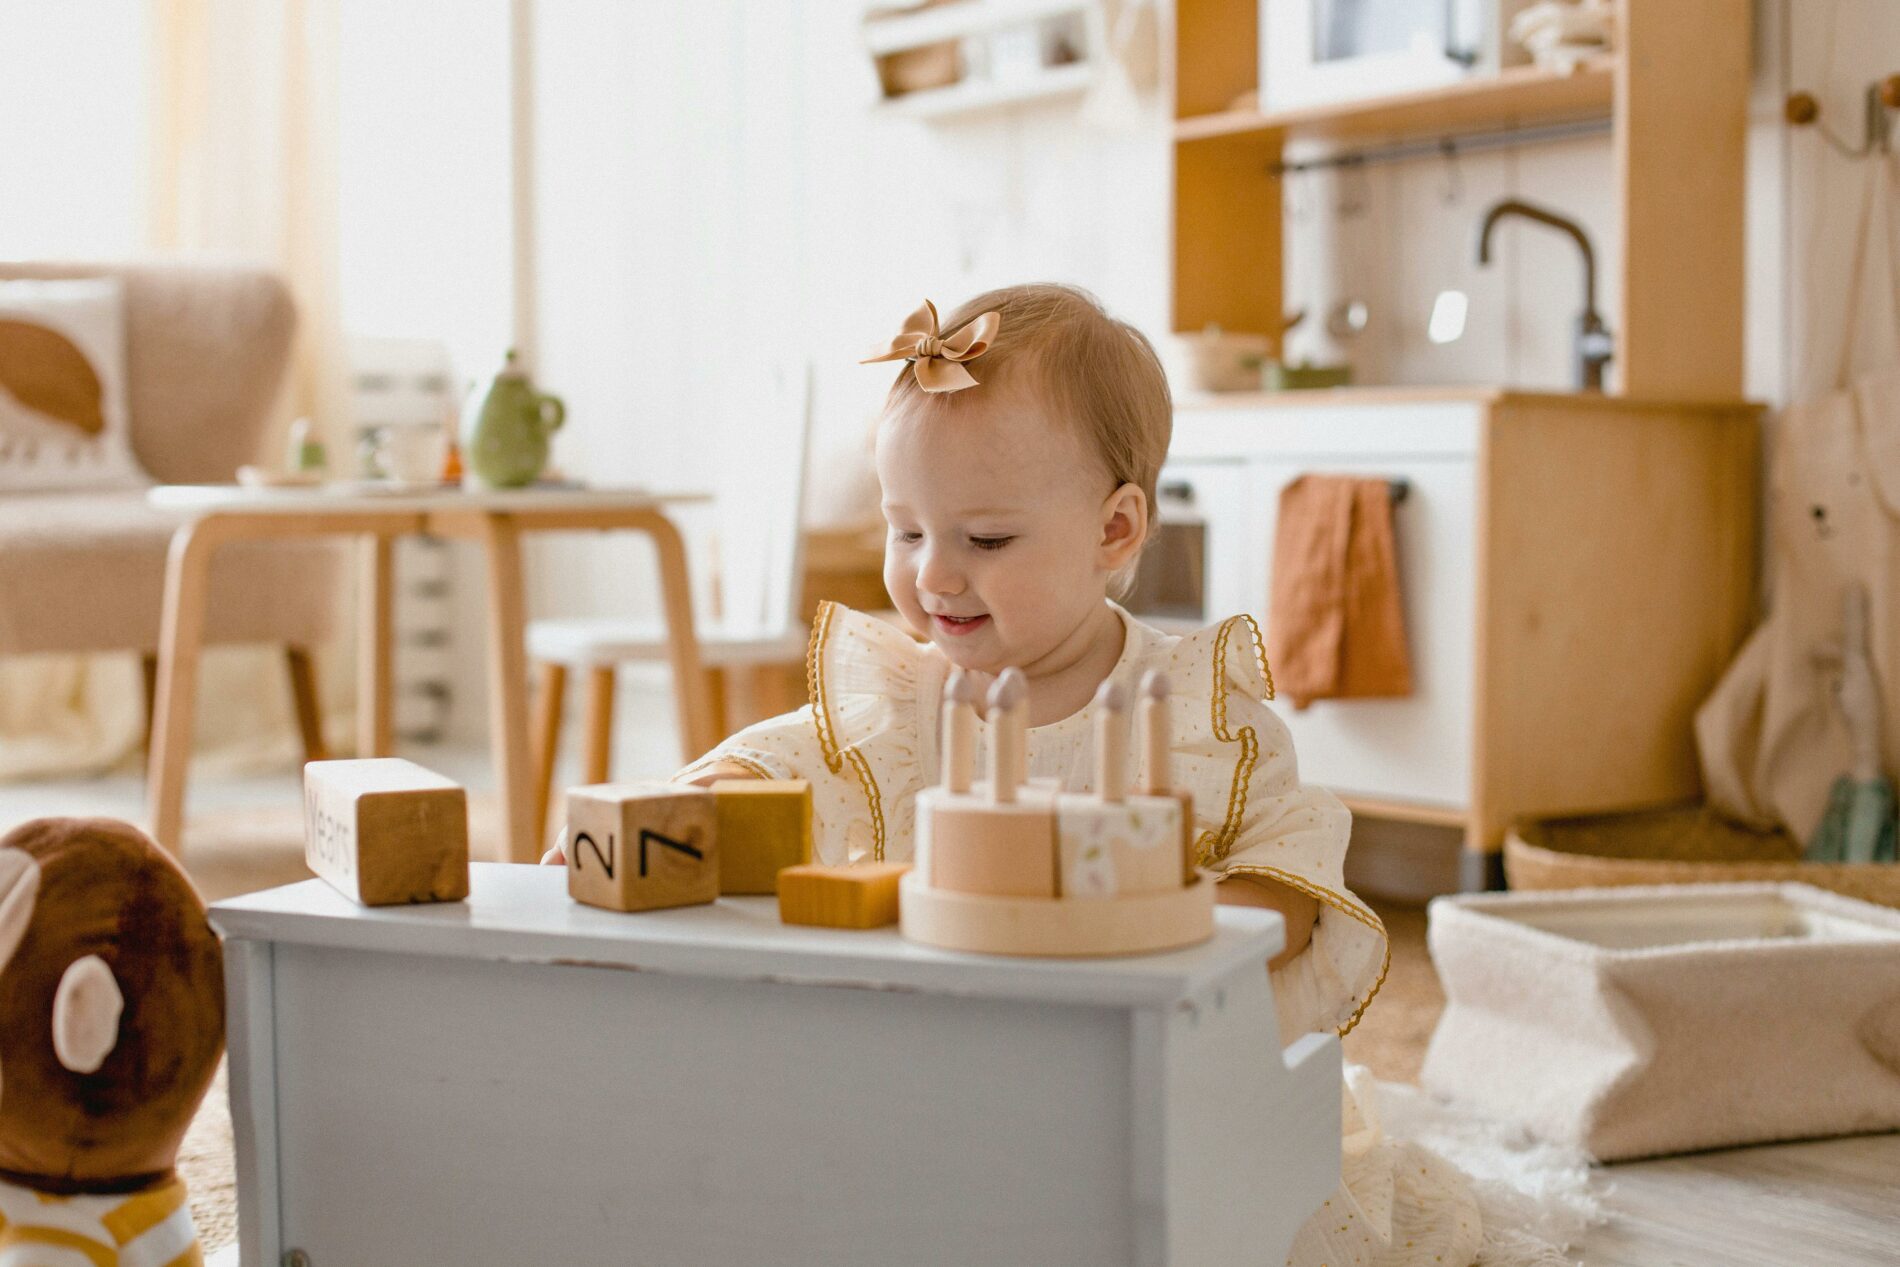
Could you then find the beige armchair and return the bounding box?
[0,262,344,758]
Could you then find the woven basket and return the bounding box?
[1504,803,1900,910]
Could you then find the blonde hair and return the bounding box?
[880,284,1172,535]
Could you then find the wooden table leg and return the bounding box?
[480,514,539,863]
[580,665,616,784]
[642,512,716,762]
[148,521,223,854]
[358,533,395,758]
[531,660,568,842]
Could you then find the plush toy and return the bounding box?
[0,817,224,1263]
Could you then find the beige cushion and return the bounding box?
[0,263,294,484]
[0,278,146,491]
[0,490,341,655]
[0,262,334,658]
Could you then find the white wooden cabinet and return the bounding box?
[1158,388,1757,871]
[212,865,1342,1266]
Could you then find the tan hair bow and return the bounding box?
[860,299,1001,393]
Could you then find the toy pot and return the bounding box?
[464,349,565,488]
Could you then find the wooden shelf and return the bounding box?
[880,61,1095,120]
[1175,55,1617,148]
[863,0,1092,56]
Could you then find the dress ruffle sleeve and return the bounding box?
[1153,614,1390,1040]
[804,602,943,864]
[681,602,939,866]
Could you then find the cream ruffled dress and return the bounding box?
[685,602,1484,1267]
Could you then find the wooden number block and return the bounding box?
[1055,794,1184,898]
[303,758,470,906]
[777,863,910,929]
[567,782,719,913]
[920,793,1057,898]
[711,779,812,895]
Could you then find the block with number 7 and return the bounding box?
[566,783,720,913]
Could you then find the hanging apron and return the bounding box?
[1697,158,1900,841]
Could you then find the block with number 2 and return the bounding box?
[566,783,720,913]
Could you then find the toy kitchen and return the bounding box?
[1136,0,1759,888]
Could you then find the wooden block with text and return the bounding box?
[303,758,470,906]
[566,782,719,913]
[777,863,910,929]
[711,779,813,894]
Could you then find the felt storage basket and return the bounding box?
[1504,803,1900,909]
[1421,882,1900,1161]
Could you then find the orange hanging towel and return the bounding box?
[1267,474,1414,710]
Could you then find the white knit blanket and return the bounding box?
[1375,1078,1603,1267]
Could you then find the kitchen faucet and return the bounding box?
[1476,198,1614,392]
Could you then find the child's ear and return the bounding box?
[1098,482,1149,571]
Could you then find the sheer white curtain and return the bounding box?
[0,5,152,779]
[0,0,355,779]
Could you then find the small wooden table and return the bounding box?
[146,485,712,862]
[210,864,1340,1266]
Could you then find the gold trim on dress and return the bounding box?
[1223,862,1392,1038]
[1237,611,1275,701]
[806,600,888,861]
[675,752,776,784]
[1200,615,1264,866]
[720,754,777,783]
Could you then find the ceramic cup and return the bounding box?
[373,424,446,484]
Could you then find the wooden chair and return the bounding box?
[528,362,813,831]
[0,263,342,767]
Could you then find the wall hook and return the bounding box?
[1439,138,1463,206]
[1786,74,1900,159]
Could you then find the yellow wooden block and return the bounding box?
[303,758,469,907]
[567,782,719,913]
[777,863,910,929]
[712,778,813,894]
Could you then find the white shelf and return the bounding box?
[863,0,1093,56]
[880,59,1096,120]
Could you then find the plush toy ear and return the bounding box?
[52,954,124,1075]
[0,846,39,968]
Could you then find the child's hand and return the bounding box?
[1218,873,1320,971]
[540,827,566,867]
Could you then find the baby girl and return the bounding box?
[554,284,1480,1265]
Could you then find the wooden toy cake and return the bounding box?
[900,667,1216,956]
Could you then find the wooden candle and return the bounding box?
[1095,679,1129,804]
[1139,670,1171,796]
[988,668,1026,806]
[942,667,977,794]
[1141,670,1199,884]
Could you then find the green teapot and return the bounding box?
[464,349,565,488]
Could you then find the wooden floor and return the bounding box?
[1577,1132,1900,1266]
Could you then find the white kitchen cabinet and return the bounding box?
[1156,388,1757,876]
